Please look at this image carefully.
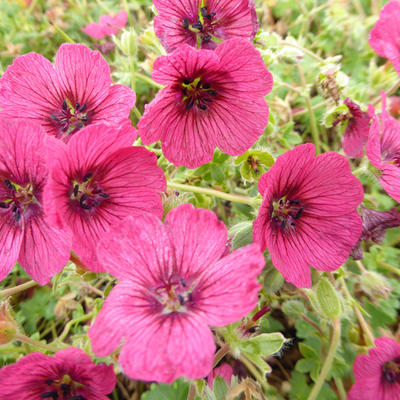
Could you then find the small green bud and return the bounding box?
[316,278,342,320]
[229,221,253,250]
[0,321,16,345]
[282,300,305,318]
[348,325,360,344]
[263,265,284,294]
[360,271,391,299]
[120,28,138,56]
[257,31,281,49]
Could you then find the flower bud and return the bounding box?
[120,28,138,56]
[316,278,342,320]
[0,301,17,345]
[360,271,391,300]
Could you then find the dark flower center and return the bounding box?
[181,77,217,111]
[0,179,39,224]
[70,172,109,211]
[182,6,217,44]
[41,376,87,400]
[271,196,304,231]
[151,277,194,314]
[382,357,400,384]
[50,100,90,138]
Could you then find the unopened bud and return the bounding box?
[316,278,342,320]
[0,321,16,345]
[120,28,137,56]
[282,300,305,318]
[0,301,17,344]
[360,271,391,299]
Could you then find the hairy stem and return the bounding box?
[167,182,259,206]
[0,280,38,298]
[16,334,59,353]
[307,318,341,400]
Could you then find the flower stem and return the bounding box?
[240,355,269,394]
[56,312,95,342]
[372,79,400,105]
[340,277,375,347]
[49,21,75,43]
[334,376,347,400]
[280,40,324,64]
[16,334,59,353]
[0,280,37,298]
[376,259,400,277]
[136,72,163,89]
[307,318,341,400]
[167,182,259,206]
[187,382,196,400]
[213,343,230,367]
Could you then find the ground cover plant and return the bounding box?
[0,0,399,399]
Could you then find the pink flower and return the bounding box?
[154,0,258,53]
[138,39,272,168]
[369,1,400,76]
[0,43,135,143]
[367,93,400,203]
[207,363,234,388]
[341,98,371,158]
[0,347,115,399]
[88,204,264,383]
[82,10,128,39]
[253,144,363,288]
[45,123,166,272]
[0,118,71,285]
[348,337,400,400]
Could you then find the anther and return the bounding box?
[182,18,189,29]
[50,114,60,121]
[200,7,208,17]
[83,173,93,182]
[40,392,58,399]
[14,209,21,222]
[4,179,13,190]
[45,379,53,385]
[80,193,89,207]
[79,103,87,112]
[61,383,70,396]
[178,295,185,306]
[75,102,80,109]
[185,99,195,110]
[203,83,211,89]
[290,200,300,205]
[198,104,207,110]
[183,79,191,85]
[62,100,67,110]
[99,193,110,198]
[295,208,303,219]
[208,90,217,96]
[73,185,79,197]
[192,22,203,30]
[0,202,9,208]
[81,116,89,122]
[202,35,212,42]
[281,220,286,229]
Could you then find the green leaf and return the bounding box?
[242,332,285,357]
[316,278,342,320]
[142,379,190,400]
[299,342,318,359]
[213,376,229,400]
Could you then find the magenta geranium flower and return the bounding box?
[367,93,400,203]
[369,0,400,76]
[348,337,400,400]
[341,98,371,158]
[0,347,115,399]
[138,38,272,168]
[0,118,71,284]
[45,122,166,272]
[0,43,135,143]
[82,10,128,39]
[154,0,258,52]
[88,204,264,383]
[253,143,363,288]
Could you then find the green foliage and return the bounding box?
[142,379,190,400]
